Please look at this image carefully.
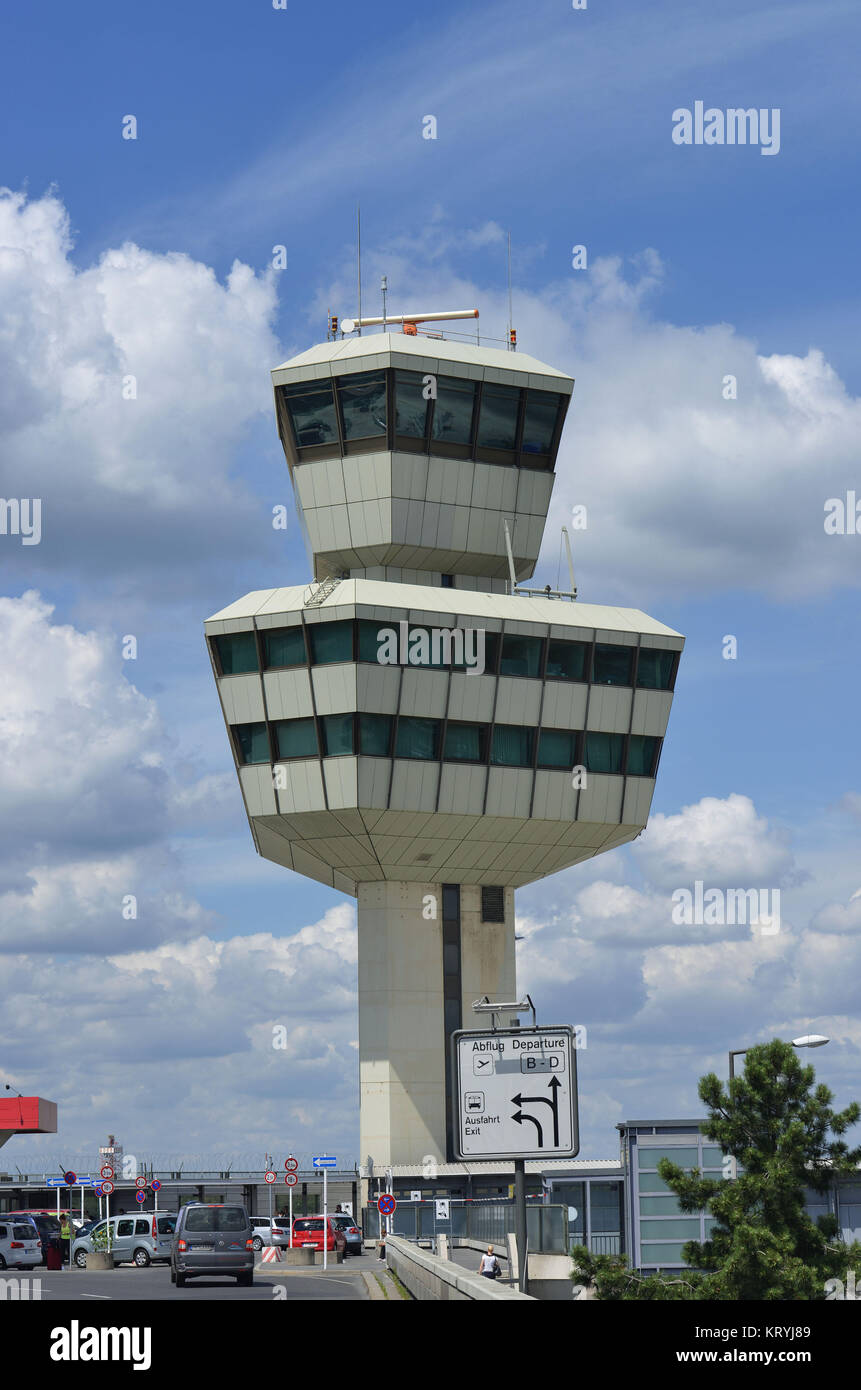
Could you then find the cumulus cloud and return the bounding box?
[633,792,797,889]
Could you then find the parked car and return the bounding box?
[290,1216,347,1255]
[249,1216,293,1251]
[170,1203,254,1287]
[331,1213,363,1256]
[5,1211,61,1265]
[0,1217,41,1270]
[72,1213,177,1268]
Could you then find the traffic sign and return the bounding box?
[435,1200,450,1221]
[312,1156,336,1168]
[150,1180,161,1192]
[284,1173,298,1187]
[264,1171,277,1184]
[451,1025,579,1160]
[284,1157,298,1172]
[100,1165,114,1180]
[63,1171,77,1186]
[74,1178,93,1187]
[135,1191,146,1204]
[46,1178,65,1187]
[378,1194,396,1216]
[93,1183,104,1195]
[101,1180,114,1195]
[134,1176,147,1189]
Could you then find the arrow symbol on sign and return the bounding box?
[512,1111,544,1147]
[512,1077,561,1147]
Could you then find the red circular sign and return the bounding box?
[100,1165,114,1180]
[63,1171,77,1186]
[101,1180,114,1195]
[134,1176,147,1189]
[135,1191,146,1204]
[285,1173,298,1187]
[264,1171,277,1184]
[284,1157,298,1172]
[378,1194,396,1216]
[150,1180,161,1192]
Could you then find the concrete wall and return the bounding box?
[386,1235,532,1301]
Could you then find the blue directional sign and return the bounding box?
[46,1178,65,1187]
[74,1178,93,1186]
[312,1155,337,1168]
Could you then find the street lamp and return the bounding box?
[728,1034,830,1080]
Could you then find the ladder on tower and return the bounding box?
[304,575,342,608]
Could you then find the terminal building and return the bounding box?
[204,308,685,1174]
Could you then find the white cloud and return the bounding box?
[634,793,797,889]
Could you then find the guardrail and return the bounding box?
[385,1235,533,1301]
[363,1201,568,1252]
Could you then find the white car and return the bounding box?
[0,1217,41,1270]
[249,1216,293,1250]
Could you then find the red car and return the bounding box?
[291,1216,347,1254]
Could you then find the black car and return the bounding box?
[5,1212,61,1264]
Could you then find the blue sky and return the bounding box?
[2,0,860,1164]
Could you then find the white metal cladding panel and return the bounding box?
[586,685,634,732]
[323,757,359,809]
[395,453,430,502]
[494,676,542,725]
[312,664,359,715]
[630,689,674,737]
[595,628,639,647]
[577,774,624,823]
[343,455,386,503]
[240,763,278,816]
[549,623,597,642]
[437,763,487,816]
[446,672,496,722]
[294,466,318,511]
[486,767,533,818]
[275,760,327,814]
[449,505,472,550]
[532,770,578,822]
[256,608,303,631]
[435,501,456,548]
[357,663,401,715]
[217,674,265,725]
[539,681,589,730]
[389,760,440,812]
[515,468,554,515]
[640,632,684,651]
[263,668,314,720]
[358,756,393,809]
[622,777,656,827]
[418,501,442,549]
[398,668,450,718]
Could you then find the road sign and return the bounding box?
[378,1194,396,1216]
[264,1171,276,1184]
[74,1178,93,1187]
[135,1190,146,1204]
[151,1180,161,1192]
[284,1157,298,1172]
[46,1178,65,1187]
[409,1190,422,1202]
[451,1025,579,1160]
[312,1156,337,1168]
[93,1183,104,1195]
[100,1165,114,1180]
[285,1173,298,1187]
[101,1180,114,1195]
[63,1171,77,1186]
[435,1200,450,1220]
[134,1176,147,1189]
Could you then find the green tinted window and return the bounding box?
[282,381,338,448]
[537,729,577,769]
[337,370,387,440]
[491,725,534,767]
[584,732,623,774]
[702,1147,726,1168]
[444,723,487,762]
[640,1218,700,1239]
[546,640,588,680]
[627,735,659,776]
[637,648,676,690]
[521,390,561,454]
[309,620,354,664]
[640,1243,688,1265]
[358,619,388,663]
[500,634,543,677]
[215,633,258,674]
[235,723,269,764]
[639,1195,685,1216]
[394,370,430,438]
[358,713,392,756]
[431,376,476,444]
[477,384,520,449]
[593,644,634,686]
[264,627,306,668]
[274,718,318,759]
[321,714,355,756]
[395,717,440,760]
[638,1146,700,1169]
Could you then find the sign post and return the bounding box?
[313,1156,337,1271]
[285,1157,298,1246]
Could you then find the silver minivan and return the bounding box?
[72,1212,177,1267]
[170,1203,254,1287]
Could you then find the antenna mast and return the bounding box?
[507,230,514,351]
[356,207,362,336]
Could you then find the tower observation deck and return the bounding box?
[205,312,684,1167]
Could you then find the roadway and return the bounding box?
[12,1252,382,1300]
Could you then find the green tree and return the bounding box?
[571,1243,701,1300]
[658,1038,861,1300]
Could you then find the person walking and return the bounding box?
[59,1212,72,1265]
[477,1245,501,1280]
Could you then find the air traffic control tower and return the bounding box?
[205,308,684,1167]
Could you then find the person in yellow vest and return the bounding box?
[59,1213,72,1263]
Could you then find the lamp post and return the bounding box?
[728,1034,830,1081]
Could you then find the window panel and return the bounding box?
[477,384,520,449]
[584,732,624,774]
[358,619,387,664]
[274,717,318,759]
[521,390,561,454]
[627,735,659,777]
[215,632,258,675]
[336,370,387,440]
[537,729,577,769]
[637,1146,700,1169]
[454,629,498,673]
[637,648,676,690]
[637,1172,673,1193]
[358,713,392,756]
[309,620,354,664]
[491,724,534,767]
[640,1218,700,1239]
[395,717,440,760]
[282,381,338,448]
[640,1242,688,1265]
[500,634,543,677]
[235,722,269,765]
[394,370,430,438]
[264,626,306,669]
[546,639,588,681]
[639,1195,685,1216]
[444,722,487,762]
[321,713,355,756]
[431,376,477,445]
[593,644,634,686]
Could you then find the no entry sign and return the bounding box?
[378,1194,396,1216]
